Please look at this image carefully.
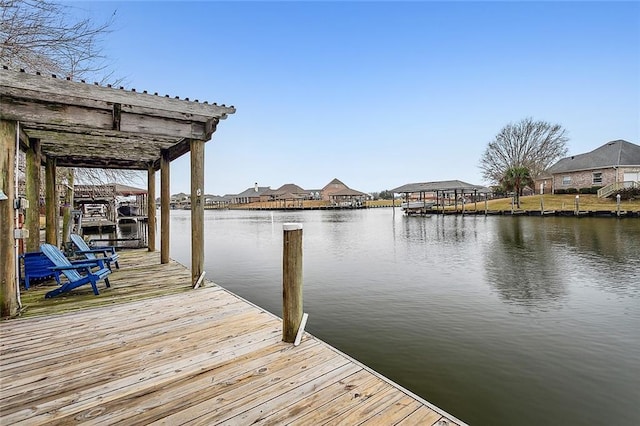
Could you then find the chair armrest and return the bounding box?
[50,264,90,272]
[75,247,116,255]
[70,258,106,267]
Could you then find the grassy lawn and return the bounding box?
[228,195,639,211]
[462,194,640,211]
[366,195,640,211]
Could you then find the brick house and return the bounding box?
[321,178,368,205]
[260,183,312,202]
[540,140,640,195]
[232,184,271,204]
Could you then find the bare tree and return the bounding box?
[479,117,569,184]
[0,0,117,81]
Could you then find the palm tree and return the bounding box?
[500,167,533,208]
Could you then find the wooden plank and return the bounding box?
[395,405,444,426]
[329,387,406,425]
[218,362,363,425]
[293,375,393,424]
[152,348,351,425]
[255,369,378,425]
[359,395,423,425]
[1,323,283,423]
[1,69,235,119]
[0,298,253,376]
[77,341,323,426]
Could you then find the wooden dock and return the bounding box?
[1,250,464,425]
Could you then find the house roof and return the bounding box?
[390,180,490,193]
[329,188,367,197]
[235,186,271,197]
[547,140,640,174]
[273,183,307,194]
[1,67,235,170]
[323,178,346,189]
[204,195,229,202]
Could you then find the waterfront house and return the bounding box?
[260,183,312,202]
[540,140,640,196]
[232,184,271,204]
[204,194,230,208]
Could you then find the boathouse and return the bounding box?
[391,180,491,211]
[0,66,235,317]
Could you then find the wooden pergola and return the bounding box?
[0,67,235,317]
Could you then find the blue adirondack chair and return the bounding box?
[70,233,120,270]
[20,251,62,290]
[40,243,112,298]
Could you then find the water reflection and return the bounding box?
[82,220,149,249]
[486,218,567,307]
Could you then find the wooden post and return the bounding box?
[45,156,58,246]
[147,165,156,252]
[454,189,458,212]
[1,120,19,318]
[61,168,74,244]
[190,139,205,285]
[282,223,303,343]
[160,150,170,264]
[25,138,41,252]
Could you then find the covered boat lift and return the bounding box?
[391,180,491,214]
[0,66,235,317]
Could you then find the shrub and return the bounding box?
[616,187,640,200]
[565,188,578,194]
[579,186,602,194]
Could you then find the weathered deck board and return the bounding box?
[1,250,465,425]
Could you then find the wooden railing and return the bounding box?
[597,181,640,198]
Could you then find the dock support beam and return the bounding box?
[147,165,156,252]
[25,138,41,252]
[190,139,205,285]
[282,223,303,343]
[45,156,58,246]
[160,150,170,264]
[0,120,18,318]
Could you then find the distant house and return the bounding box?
[170,192,190,209]
[260,183,312,202]
[204,195,230,208]
[232,184,271,204]
[321,178,368,205]
[541,140,640,195]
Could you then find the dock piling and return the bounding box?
[283,223,303,343]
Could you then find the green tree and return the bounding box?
[500,167,533,208]
[378,190,394,200]
[480,117,569,184]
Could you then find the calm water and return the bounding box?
[166,209,639,425]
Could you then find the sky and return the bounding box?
[72,1,639,195]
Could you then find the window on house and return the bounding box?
[592,172,603,185]
[562,176,571,186]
